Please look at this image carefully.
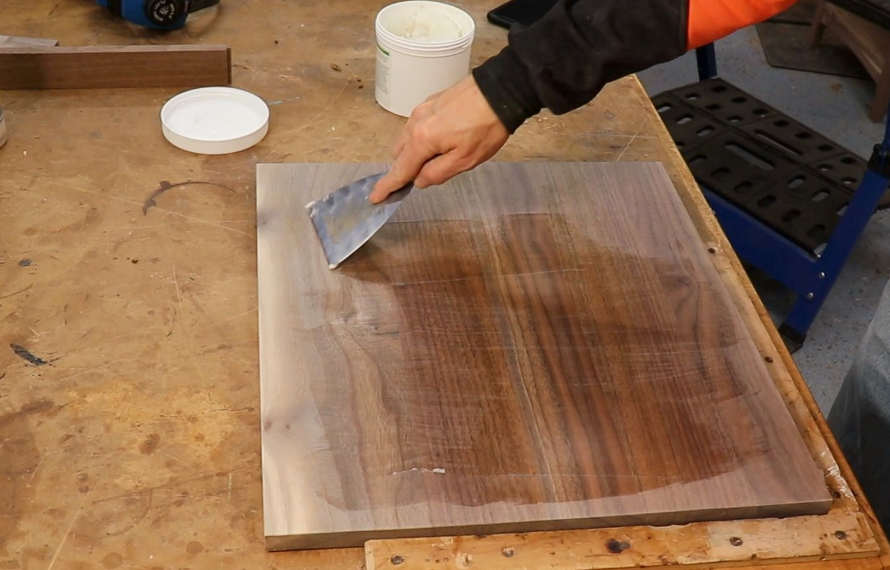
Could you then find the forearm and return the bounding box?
[474,0,799,133]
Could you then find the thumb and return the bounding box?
[369,145,427,203]
[370,171,405,204]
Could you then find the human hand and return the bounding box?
[369,75,510,204]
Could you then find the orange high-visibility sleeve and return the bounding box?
[688,0,800,48]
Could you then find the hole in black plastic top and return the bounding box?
[808,224,827,238]
[756,130,801,156]
[782,209,801,222]
[725,142,775,170]
[712,167,730,180]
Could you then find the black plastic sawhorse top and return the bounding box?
[654,44,890,351]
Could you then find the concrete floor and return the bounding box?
[637,27,890,415]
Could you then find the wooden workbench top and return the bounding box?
[1,2,888,569]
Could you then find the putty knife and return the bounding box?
[306,172,414,269]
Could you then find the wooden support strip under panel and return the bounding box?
[0,45,231,90]
[365,512,880,570]
[0,35,59,48]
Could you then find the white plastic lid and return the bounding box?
[160,87,269,155]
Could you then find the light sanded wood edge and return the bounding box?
[627,75,890,569]
[365,512,878,570]
[0,35,59,48]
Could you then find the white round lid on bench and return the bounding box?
[161,87,270,155]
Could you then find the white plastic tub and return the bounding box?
[375,1,476,117]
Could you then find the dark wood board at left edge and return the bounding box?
[0,45,231,89]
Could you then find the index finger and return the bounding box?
[369,142,432,203]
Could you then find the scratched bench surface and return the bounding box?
[255,161,832,551]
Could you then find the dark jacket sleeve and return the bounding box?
[472,0,689,133]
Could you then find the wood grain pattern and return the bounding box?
[0,45,231,90]
[256,161,832,551]
[365,512,879,570]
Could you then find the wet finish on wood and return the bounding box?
[256,161,832,551]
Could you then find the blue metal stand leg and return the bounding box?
[695,44,717,80]
[668,47,888,350]
[703,120,890,350]
[706,167,887,350]
[779,137,890,347]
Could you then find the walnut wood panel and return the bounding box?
[256,161,832,551]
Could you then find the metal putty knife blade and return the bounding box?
[306,173,413,269]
